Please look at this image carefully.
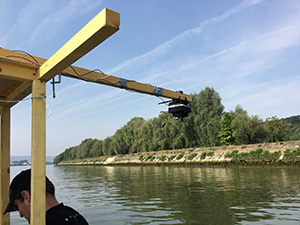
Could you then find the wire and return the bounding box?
[78,68,104,77]
[0,96,51,118]
[68,66,167,100]
[5,49,40,66]
[12,49,40,64]
[5,55,40,66]
[157,96,170,106]
[66,66,118,86]
[69,66,80,76]
[3,47,132,90]
[39,95,52,118]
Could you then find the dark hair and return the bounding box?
[15,178,55,201]
[46,179,55,196]
[15,192,25,202]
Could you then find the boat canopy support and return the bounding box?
[0,7,192,225]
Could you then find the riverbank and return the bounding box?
[57,141,300,166]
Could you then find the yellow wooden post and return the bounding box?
[38,8,120,82]
[31,79,46,225]
[0,106,10,225]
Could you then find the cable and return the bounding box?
[0,96,51,118]
[157,96,169,106]
[78,68,104,77]
[39,96,52,118]
[12,50,40,64]
[66,66,118,86]
[5,55,40,66]
[69,66,106,78]
[69,66,80,76]
[5,49,40,66]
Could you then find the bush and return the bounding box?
[284,148,300,158]
[188,153,198,160]
[199,150,214,159]
[262,150,281,159]
[176,153,184,160]
[249,148,263,158]
[225,150,239,158]
[168,155,176,161]
[200,152,207,159]
[158,155,167,161]
[145,155,152,161]
[139,155,145,161]
[206,151,214,157]
[225,148,281,160]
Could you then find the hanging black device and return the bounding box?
[168,98,191,121]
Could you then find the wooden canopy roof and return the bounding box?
[0,7,192,225]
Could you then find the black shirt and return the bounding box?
[46,203,89,225]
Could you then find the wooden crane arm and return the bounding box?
[0,48,192,104]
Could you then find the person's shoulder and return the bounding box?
[46,203,89,225]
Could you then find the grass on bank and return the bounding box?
[168,155,176,161]
[58,145,300,165]
[225,147,281,160]
[284,148,300,158]
[176,153,184,160]
[145,155,154,161]
[200,151,214,159]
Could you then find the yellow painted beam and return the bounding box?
[62,69,193,102]
[31,79,46,225]
[0,106,10,225]
[0,48,45,66]
[38,8,120,82]
[0,57,37,81]
[0,47,192,102]
[5,81,33,107]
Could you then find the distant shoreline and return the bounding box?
[10,156,54,165]
[10,161,53,166]
[57,141,300,166]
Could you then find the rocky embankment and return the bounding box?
[58,141,300,166]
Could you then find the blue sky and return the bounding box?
[1,0,300,156]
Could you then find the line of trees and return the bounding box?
[54,87,297,164]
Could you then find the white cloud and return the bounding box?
[27,0,104,48]
[0,0,103,49]
[107,0,265,74]
[163,21,300,85]
[223,75,300,118]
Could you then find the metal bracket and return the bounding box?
[50,73,61,98]
[153,86,163,96]
[120,78,127,88]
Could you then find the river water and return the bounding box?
[10,165,300,225]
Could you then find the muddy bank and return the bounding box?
[58,141,300,166]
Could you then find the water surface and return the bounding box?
[10,165,300,224]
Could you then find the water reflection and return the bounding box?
[10,165,300,225]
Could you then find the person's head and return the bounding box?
[3,169,55,223]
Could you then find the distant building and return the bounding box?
[10,160,30,166]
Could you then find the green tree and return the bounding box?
[129,117,146,153]
[151,115,168,151]
[140,118,155,152]
[284,115,300,140]
[89,140,103,157]
[248,115,267,144]
[265,116,288,142]
[232,105,266,144]
[183,87,224,147]
[110,128,127,155]
[53,146,76,164]
[102,117,147,155]
[103,137,113,156]
[218,112,235,145]
[53,152,65,164]
[76,138,95,159]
